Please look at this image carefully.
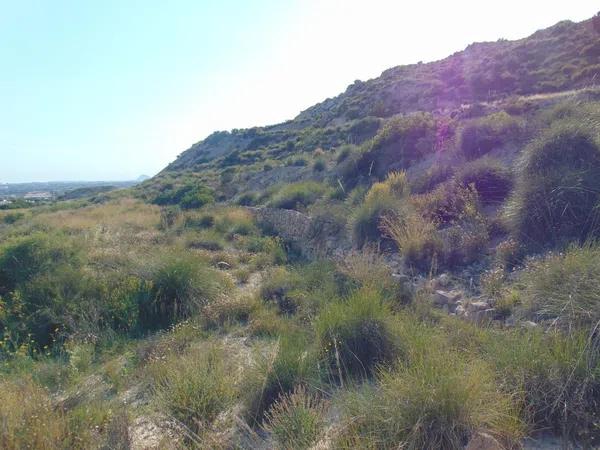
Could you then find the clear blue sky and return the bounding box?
[1,1,597,183]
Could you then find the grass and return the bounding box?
[455,157,513,204]
[518,244,600,329]
[315,287,399,380]
[242,331,321,426]
[139,253,230,330]
[0,377,69,449]
[507,122,600,249]
[270,181,329,210]
[264,385,328,450]
[350,171,408,247]
[338,346,523,449]
[148,342,237,432]
[459,111,522,159]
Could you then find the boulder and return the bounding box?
[431,273,451,290]
[467,300,491,313]
[469,308,496,324]
[433,289,463,306]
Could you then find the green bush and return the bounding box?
[0,234,79,294]
[339,347,523,449]
[518,245,600,329]
[315,287,399,380]
[138,254,227,330]
[270,182,328,210]
[455,157,513,204]
[242,332,321,426]
[153,183,215,209]
[507,123,600,248]
[459,112,522,159]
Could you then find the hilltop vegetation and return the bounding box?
[1,13,600,449]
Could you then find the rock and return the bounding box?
[469,308,496,324]
[392,273,411,284]
[522,320,538,329]
[216,261,231,270]
[433,289,463,306]
[466,431,504,450]
[467,300,491,313]
[431,273,451,289]
[455,304,467,316]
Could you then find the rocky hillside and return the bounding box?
[161,15,599,174]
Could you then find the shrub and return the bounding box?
[153,183,215,209]
[270,182,328,210]
[242,332,321,426]
[382,211,443,273]
[0,233,79,294]
[139,254,228,330]
[338,348,523,449]
[455,158,513,204]
[315,287,399,380]
[185,229,225,251]
[148,343,236,433]
[507,124,600,248]
[264,386,328,449]
[214,207,257,236]
[459,111,522,159]
[411,164,455,194]
[1,212,25,224]
[313,158,326,172]
[259,267,301,314]
[518,245,600,329]
[237,192,257,206]
[358,112,437,178]
[350,172,409,247]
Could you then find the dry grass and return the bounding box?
[0,377,69,449]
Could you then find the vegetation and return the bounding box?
[3,14,600,449]
[507,123,600,249]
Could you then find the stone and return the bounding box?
[455,304,467,316]
[466,431,504,450]
[467,300,491,313]
[522,320,538,329]
[431,273,451,289]
[470,308,496,324]
[433,289,462,306]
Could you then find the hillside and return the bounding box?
[161,16,599,175]
[2,13,600,450]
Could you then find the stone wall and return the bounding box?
[247,207,350,257]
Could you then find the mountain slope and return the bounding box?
[162,16,599,174]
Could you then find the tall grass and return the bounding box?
[507,123,600,249]
[148,343,237,433]
[519,244,600,330]
[338,346,523,449]
[264,385,328,450]
[242,332,321,426]
[315,287,399,380]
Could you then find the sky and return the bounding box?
[1,1,598,183]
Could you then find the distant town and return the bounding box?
[0,177,149,208]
